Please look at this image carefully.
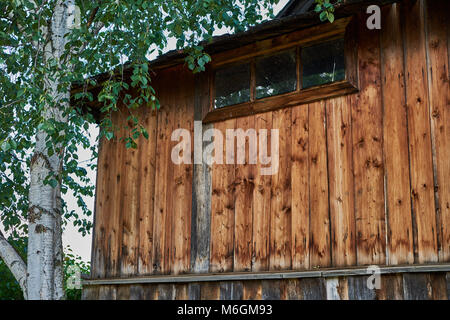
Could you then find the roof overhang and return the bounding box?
[72,0,399,97]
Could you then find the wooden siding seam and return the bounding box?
[323,100,333,267]
[379,20,390,266]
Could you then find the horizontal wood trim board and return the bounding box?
[83,263,450,286]
[211,17,351,67]
[203,80,358,123]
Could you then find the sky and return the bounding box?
[63,0,290,263]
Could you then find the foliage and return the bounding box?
[314,0,342,23]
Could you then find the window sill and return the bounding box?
[203,80,358,124]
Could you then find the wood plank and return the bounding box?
[243,280,262,300]
[220,282,233,300]
[337,277,349,300]
[348,276,376,300]
[91,134,107,278]
[210,119,237,272]
[446,273,450,300]
[175,284,189,300]
[190,71,213,273]
[98,285,117,300]
[116,285,131,300]
[402,273,430,300]
[200,282,220,300]
[157,284,175,300]
[327,96,356,267]
[231,281,243,300]
[377,274,403,300]
[108,111,126,277]
[344,16,359,88]
[172,67,194,275]
[352,13,386,265]
[403,0,438,263]
[188,283,201,300]
[129,284,144,300]
[261,280,281,300]
[380,3,414,265]
[269,108,292,270]
[308,101,331,268]
[429,273,448,300]
[190,123,213,273]
[119,120,140,276]
[291,105,310,270]
[425,0,450,262]
[142,284,157,300]
[82,285,99,300]
[285,279,302,300]
[152,69,175,274]
[137,108,157,275]
[326,277,341,300]
[234,115,256,272]
[299,278,326,300]
[251,112,272,271]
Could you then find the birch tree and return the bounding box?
[0,0,283,300]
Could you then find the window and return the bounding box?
[301,39,345,89]
[255,50,297,99]
[205,17,358,123]
[214,63,250,109]
[213,39,346,109]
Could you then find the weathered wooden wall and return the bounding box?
[91,65,195,278]
[205,0,449,274]
[88,0,449,299]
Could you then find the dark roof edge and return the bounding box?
[73,0,399,92]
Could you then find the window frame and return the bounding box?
[203,16,358,124]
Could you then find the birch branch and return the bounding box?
[0,230,28,298]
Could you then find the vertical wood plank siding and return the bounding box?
[380,3,414,265]
[403,0,438,264]
[352,13,386,265]
[89,0,450,296]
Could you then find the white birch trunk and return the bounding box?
[0,231,27,298]
[27,0,74,300]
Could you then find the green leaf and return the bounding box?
[1,141,10,152]
[105,131,114,140]
[141,128,149,139]
[328,13,335,23]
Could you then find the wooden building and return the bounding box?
[81,0,450,300]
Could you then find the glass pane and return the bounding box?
[301,38,345,89]
[255,50,297,99]
[214,63,250,108]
